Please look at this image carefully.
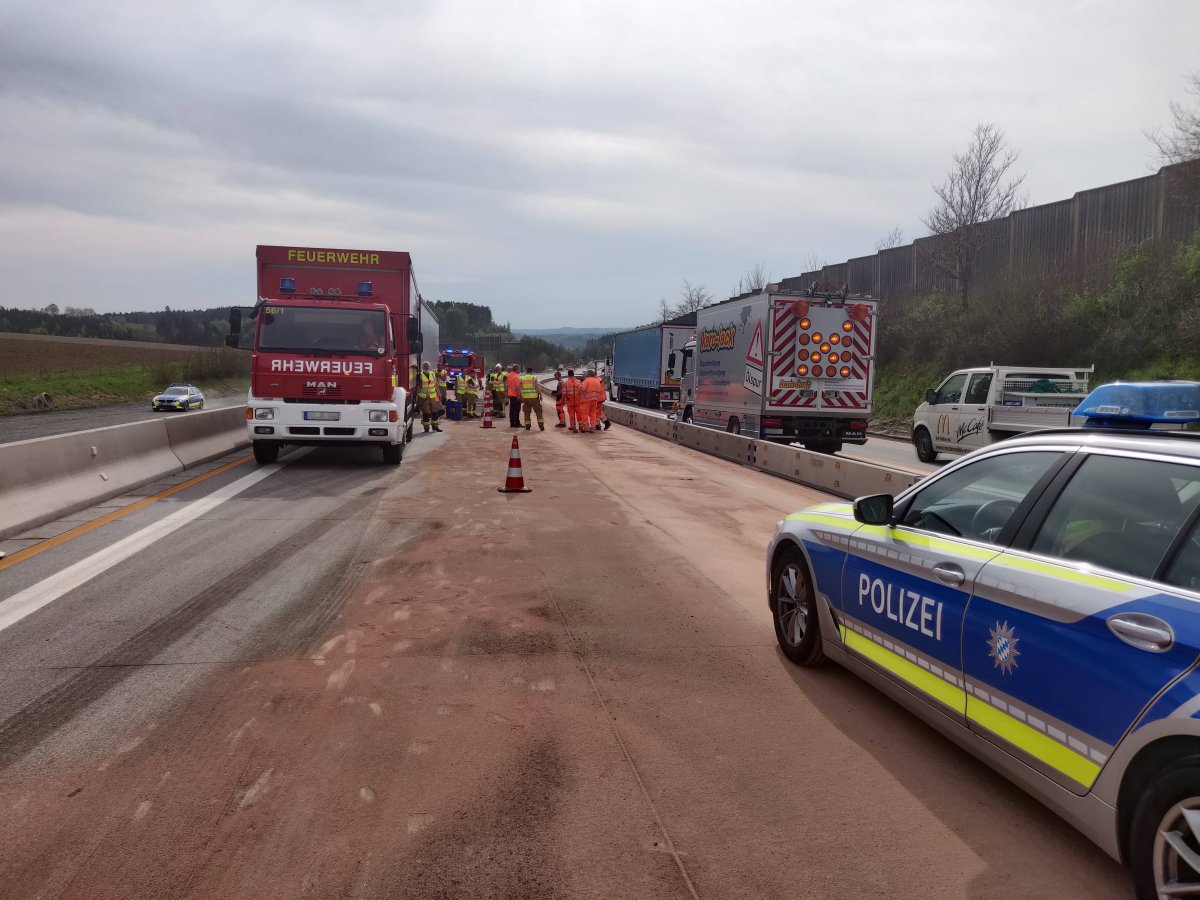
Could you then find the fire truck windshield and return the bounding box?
[442,353,473,369]
[257,307,388,356]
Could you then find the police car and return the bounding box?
[768,382,1200,899]
[151,383,205,411]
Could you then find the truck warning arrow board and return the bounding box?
[745,320,764,367]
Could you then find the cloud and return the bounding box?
[0,0,1198,326]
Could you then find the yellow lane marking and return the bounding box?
[0,455,253,572]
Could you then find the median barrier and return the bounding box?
[164,406,248,467]
[0,419,181,540]
[0,407,252,541]
[605,402,924,499]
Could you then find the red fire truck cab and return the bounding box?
[227,245,440,466]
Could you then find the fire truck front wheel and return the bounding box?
[252,440,280,465]
[382,442,403,466]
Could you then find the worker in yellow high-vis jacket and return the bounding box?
[519,366,545,431]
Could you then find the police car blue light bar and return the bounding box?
[279,277,296,293]
[1074,381,1200,429]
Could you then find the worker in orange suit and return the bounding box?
[580,368,604,433]
[506,364,522,428]
[561,369,583,432]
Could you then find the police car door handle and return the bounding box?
[1107,614,1175,652]
[932,563,966,586]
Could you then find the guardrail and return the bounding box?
[0,407,249,540]
[602,404,921,500]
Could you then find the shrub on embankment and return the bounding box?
[872,234,1200,423]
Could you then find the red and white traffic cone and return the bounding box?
[498,436,532,493]
[480,389,494,428]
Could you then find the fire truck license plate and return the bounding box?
[303,411,340,421]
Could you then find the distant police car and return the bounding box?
[768,382,1200,899]
[151,383,204,412]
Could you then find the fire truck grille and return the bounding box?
[301,384,343,398]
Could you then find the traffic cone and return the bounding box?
[480,389,494,428]
[498,436,532,493]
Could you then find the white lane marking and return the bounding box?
[0,454,304,634]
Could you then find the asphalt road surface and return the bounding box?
[0,393,246,445]
[0,419,1127,898]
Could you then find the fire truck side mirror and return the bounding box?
[225,308,241,348]
[406,317,421,343]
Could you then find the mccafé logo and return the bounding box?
[700,324,736,352]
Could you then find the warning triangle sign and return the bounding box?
[745,320,764,366]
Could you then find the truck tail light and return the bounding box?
[761,417,782,428]
[850,419,868,431]
[389,410,399,423]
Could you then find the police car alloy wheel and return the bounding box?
[771,548,826,666]
[1130,759,1200,900]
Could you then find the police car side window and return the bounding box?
[901,451,1060,542]
[1031,455,1200,581]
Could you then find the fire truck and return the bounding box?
[438,348,484,391]
[668,285,879,453]
[226,245,440,466]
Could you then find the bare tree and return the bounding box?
[922,123,1025,310]
[735,262,770,296]
[656,297,674,324]
[874,225,905,252]
[802,252,826,275]
[677,279,713,314]
[1147,72,1200,166]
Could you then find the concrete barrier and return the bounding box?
[165,406,248,467]
[0,408,251,541]
[606,404,923,500]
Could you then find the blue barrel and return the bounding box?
[445,399,463,421]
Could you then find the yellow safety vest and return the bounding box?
[436,370,448,388]
[461,377,476,396]
[418,371,438,399]
[519,373,539,400]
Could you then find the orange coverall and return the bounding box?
[561,376,583,431]
[580,376,603,432]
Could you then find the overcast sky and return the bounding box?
[1,1,1197,328]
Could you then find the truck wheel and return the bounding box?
[382,442,403,466]
[771,546,826,666]
[252,441,280,465]
[727,417,741,435]
[1130,757,1200,900]
[913,427,938,463]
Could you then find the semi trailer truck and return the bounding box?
[610,313,695,408]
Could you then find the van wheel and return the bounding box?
[252,441,280,465]
[771,546,826,666]
[914,427,938,463]
[1130,757,1200,900]
[727,417,741,435]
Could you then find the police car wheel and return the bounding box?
[914,427,938,463]
[771,547,826,666]
[1130,759,1200,900]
